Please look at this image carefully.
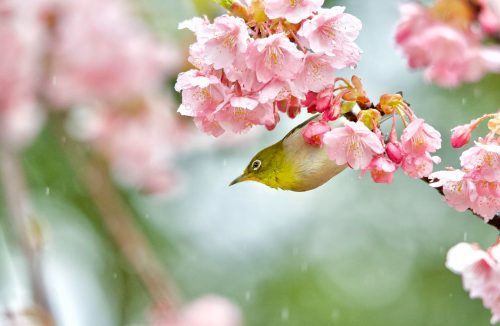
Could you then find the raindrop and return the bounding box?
[223,160,227,167]
[245,291,251,301]
[113,273,118,279]
[439,246,444,254]
[45,187,50,196]
[281,308,289,321]
[461,98,467,105]
[300,263,309,272]
[463,232,467,241]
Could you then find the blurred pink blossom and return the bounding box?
[0,0,43,148]
[446,241,500,324]
[478,0,500,34]
[46,0,176,106]
[68,95,184,193]
[395,2,498,87]
[158,295,242,326]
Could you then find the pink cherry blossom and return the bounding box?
[46,0,174,106]
[368,156,397,183]
[294,53,337,93]
[401,118,441,155]
[298,7,362,68]
[429,170,476,212]
[460,142,500,182]
[302,120,331,145]
[192,15,250,70]
[213,95,275,134]
[175,70,228,119]
[470,194,500,221]
[446,242,500,324]
[323,120,384,170]
[402,152,440,178]
[264,0,324,24]
[246,33,304,83]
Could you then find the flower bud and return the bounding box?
[287,97,301,119]
[386,141,404,164]
[302,120,331,146]
[451,123,474,148]
[315,87,333,113]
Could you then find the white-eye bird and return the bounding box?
[230,115,349,191]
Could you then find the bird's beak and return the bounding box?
[229,174,246,186]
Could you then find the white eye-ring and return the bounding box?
[251,160,262,171]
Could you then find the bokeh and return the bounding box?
[1,0,499,325]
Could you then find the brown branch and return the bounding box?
[421,177,500,232]
[0,147,55,326]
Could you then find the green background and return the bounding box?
[1,0,499,325]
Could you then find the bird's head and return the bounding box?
[229,141,296,190]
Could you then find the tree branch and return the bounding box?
[0,147,55,326]
[421,177,500,232]
[49,117,180,317]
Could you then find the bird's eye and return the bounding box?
[251,160,262,171]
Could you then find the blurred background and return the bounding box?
[1,0,499,325]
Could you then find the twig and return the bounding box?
[0,147,55,326]
[421,177,500,232]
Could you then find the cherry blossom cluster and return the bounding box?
[446,240,500,324]
[300,78,442,184]
[175,0,362,136]
[429,112,500,221]
[0,0,182,193]
[395,0,500,87]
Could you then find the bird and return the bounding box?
[229,115,349,192]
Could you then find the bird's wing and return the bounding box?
[282,114,320,141]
